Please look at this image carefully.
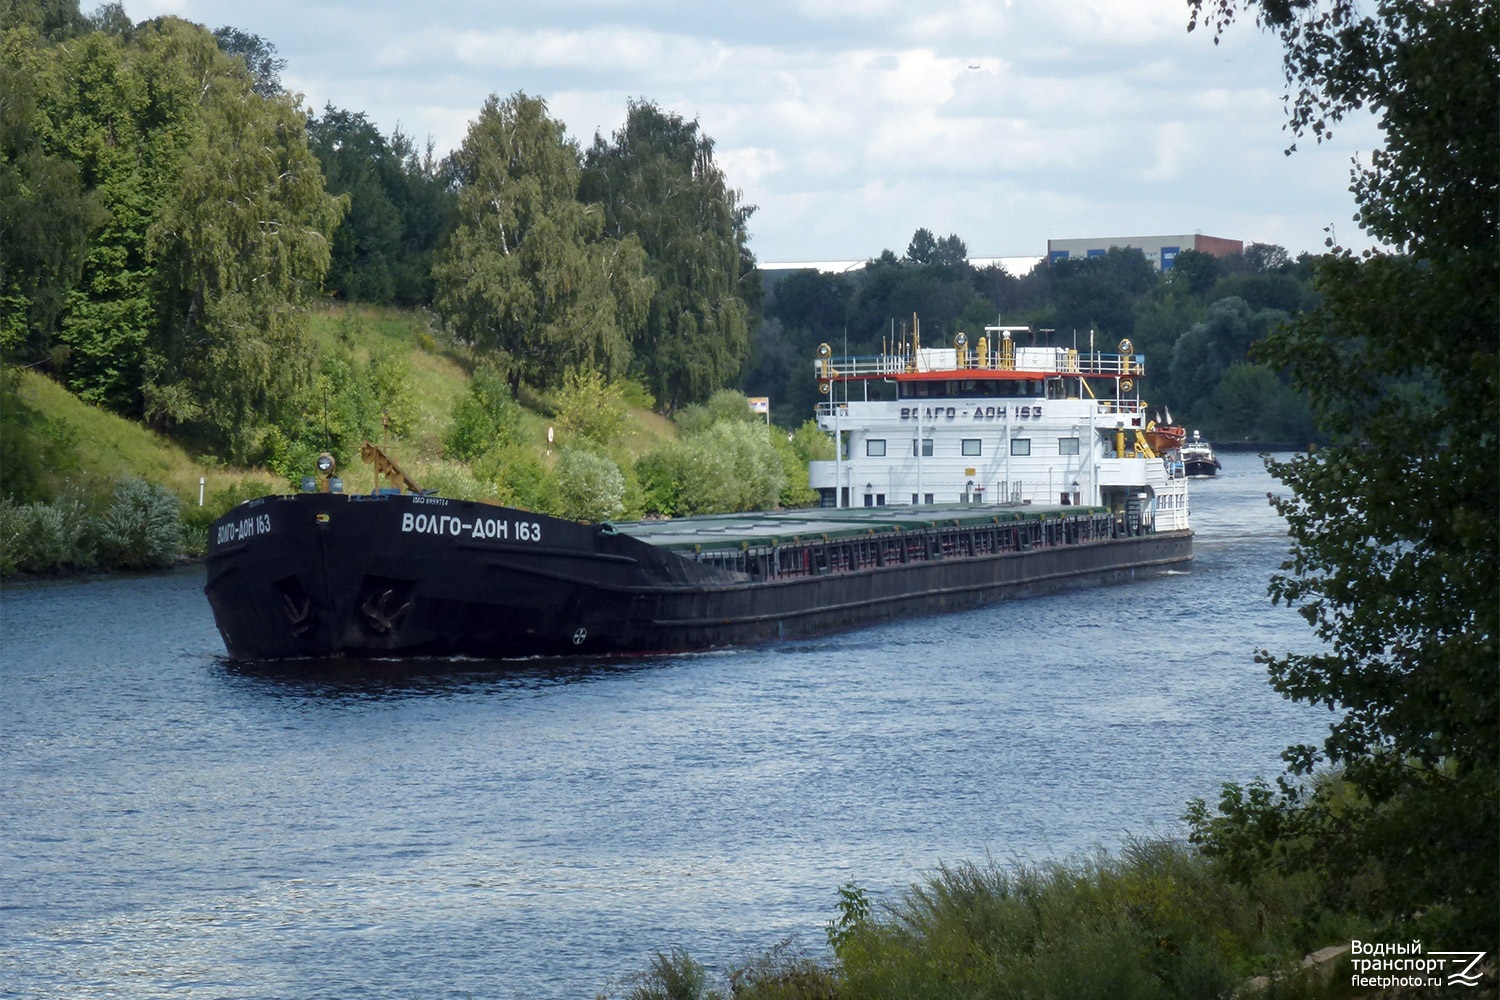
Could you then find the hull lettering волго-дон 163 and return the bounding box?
[204,326,1193,661]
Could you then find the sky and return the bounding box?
[122,0,1382,267]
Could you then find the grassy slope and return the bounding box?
[18,302,678,503]
[15,368,275,505]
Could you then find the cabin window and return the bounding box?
[913,438,933,457]
[866,439,887,457]
[1059,437,1080,455]
[1011,439,1032,456]
[961,439,982,457]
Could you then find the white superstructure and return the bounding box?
[808,325,1190,534]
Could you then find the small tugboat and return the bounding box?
[1181,430,1222,477]
[204,324,1192,660]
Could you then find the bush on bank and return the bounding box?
[0,476,269,577]
[609,838,1369,1000]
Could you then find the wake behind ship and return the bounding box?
[205,324,1192,660]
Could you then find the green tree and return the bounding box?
[553,447,625,522]
[436,92,653,392]
[307,107,404,303]
[0,0,88,41]
[44,26,165,409]
[307,108,454,306]
[143,17,343,461]
[636,420,785,517]
[1187,0,1498,944]
[1168,248,1221,295]
[1167,296,1283,413]
[0,21,104,362]
[210,26,284,98]
[581,99,754,412]
[552,367,628,448]
[1041,246,1158,341]
[1195,362,1313,444]
[904,227,939,265]
[444,362,526,462]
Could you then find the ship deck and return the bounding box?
[611,503,1106,554]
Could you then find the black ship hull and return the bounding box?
[1183,457,1221,477]
[205,493,1192,661]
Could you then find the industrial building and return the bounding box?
[1046,233,1242,271]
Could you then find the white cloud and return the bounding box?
[123,0,1383,260]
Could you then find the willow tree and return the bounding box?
[434,92,653,391]
[4,13,341,460]
[581,100,755,412]
[1186,0,1498,944]
[142,17,344,461]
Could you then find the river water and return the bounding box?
[1,452,1331,999]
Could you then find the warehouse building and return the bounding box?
[1046,233,1242,271]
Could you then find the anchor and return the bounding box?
[282,592,315,636]
[360,588,412,635]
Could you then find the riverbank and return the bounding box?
[608,840,1371,999]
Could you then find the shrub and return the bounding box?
[471,445,559,513]
[367,349,418,437]
[673,388,760,436]
[554,448,625,522]
[553,368,628,447]
[445,363,525,461]
[96,477,181,570]
[0,487,97,575]
[832,841,1350,1000]
[623,948,720,1000]
[409,463,492,503]
[635,421,785,517]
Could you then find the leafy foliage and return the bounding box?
[1186,0,1499,946]
[210,26,284,97]
[0,487,95,575]
[582,100,756,412]
[434,92,653,391]
[4,13,342,460]
[552,367,629,448]
[553,447,625,522]
[0,23,105,363]
[443,362,526,462]
[144,22,344,461]
[95,475,180,569]
[636,419,786,517]
[307,106,454,306]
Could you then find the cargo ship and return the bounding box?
[204,324,1191,660]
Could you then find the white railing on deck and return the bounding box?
[817,350,1144,380]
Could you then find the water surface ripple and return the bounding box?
[1,453,1330,998]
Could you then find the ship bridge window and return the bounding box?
[962,439,982,457]
[1059,437,1080,455]
[866,439,887,457]
[1011,439,1032,456]
[913,438,933,457]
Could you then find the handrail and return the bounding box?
[819,351,1144,380]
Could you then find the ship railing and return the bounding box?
[814,398,1149,419]
[699,509,1122,580]
[818,351,1144,380]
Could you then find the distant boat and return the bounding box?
[1181,430,1222,477]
